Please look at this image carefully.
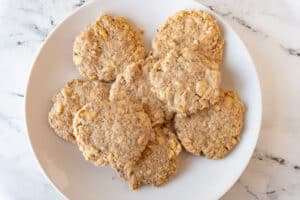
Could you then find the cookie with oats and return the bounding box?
[174,89,245,159]
[73,14,146,82]
[116,125,182,190]
[48,79,109,143]
[73,100,153,167]
[153,10,224,64]
[149,48,221,115]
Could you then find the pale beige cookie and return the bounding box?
[73,14,146,82]
[153,10,224,64]
[149,48,221,115]
[116,125,182,190]
[73,100,153,167]
[174,89,245,159]
[110,55,173,126]
[48,79,109,143]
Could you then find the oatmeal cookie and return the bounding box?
[73,14,146,82]
[73,100,153,167]
[48,79,109,142]
[153,10,224,64]
[149,48,221,114]
[174,89,245,159]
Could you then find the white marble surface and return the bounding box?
[0,0,299,199]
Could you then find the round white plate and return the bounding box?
[25,0,262,199]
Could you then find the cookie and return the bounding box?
[153,10,224,64]
[110,55,173,126]
[48,79,109,143]
[73,14,146,82]
[149,48,221,115]
[73,100,153,167]
[174,89,245,159]
[116,125,182,189]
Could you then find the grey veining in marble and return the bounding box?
[0,0,300,199]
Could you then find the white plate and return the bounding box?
[25,0,262,199]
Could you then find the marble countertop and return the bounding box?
[0,0,299,199]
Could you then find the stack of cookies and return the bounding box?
[48,10,245,190]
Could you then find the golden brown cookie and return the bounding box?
[116,125,182,189]
[48,79,109,143]
[110,55,173,126]
[149,48,221,115]
[73,14,146,82]
[174,89,245,159]
[73,100,153,167]
[153,10,224,64]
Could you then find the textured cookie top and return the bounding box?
[48,79,110,142]
[73,14,146,82]
[152,10,224,64]
[116,125,182,190]
[73,100,153,167]
[175,89,245,159]
[110,55,173,126]
[149,49,221,114]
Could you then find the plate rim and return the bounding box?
[24,0,263,199]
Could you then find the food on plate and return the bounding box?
[175,89,245,159]
[115,125,181,189]
[153,10,224,64]
[73,99,153,167]
[149,48,221,114]
[48,11,245,189]
[48,79,109,142]
[73,14,145,82]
